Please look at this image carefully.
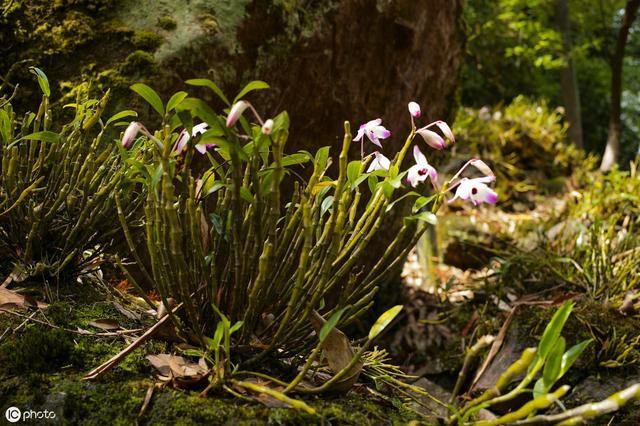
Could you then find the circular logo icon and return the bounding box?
[5,406,21,423]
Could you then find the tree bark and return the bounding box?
[555,0,583,149]
[600,0,640,172]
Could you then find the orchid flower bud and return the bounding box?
[174,129,189,153]
[408,102,421,118]
[121,121,144,149]
[226,100,249,128]
[262,119,274,135]
[417,128,445,150]
[469,159,494,176]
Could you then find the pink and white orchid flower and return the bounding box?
[367,151,391,172]
[408,102,421,118]
[407,145,438,188]
[226,100,250,128]
[449,176,498,206]
[353,118,391,148]
[174,123,214,154]
[121,121,145,149]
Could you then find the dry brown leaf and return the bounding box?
[309,310,362,393]
[0,287,47,311]
[146,354,173,376]
[88,319,120,330]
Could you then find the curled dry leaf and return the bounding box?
[309,310,362,393]
[146,354,209,388]
[88,319,121,330]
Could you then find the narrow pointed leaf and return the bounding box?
[538,301,574,360]
[186,78,231,106]
[234,80,270,103]
[166,91,188,113]
[369,305,403,340]
[319,307,347,343]
[131,83,164,117]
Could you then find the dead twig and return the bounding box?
[83,302,183,380]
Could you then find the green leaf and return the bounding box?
[382,181,395,199]
[21,131,60,143]
[386,191,420,212]
[181,348,205,358]
[281,152,312,167]
[319,308,348,343]
[130,83,164,117]
[347,161,361,185]
[538,301,574,361]
[212,322,225,349]
[240,187,255,203]
[166,91,188,112]
[352,173,370,188]
[106,110,138,126]
[321,195,334,216]
[209,213,224,235]
[229,321,244,334]
[272,111,290,133]
[186,78,231,106]
[30,67,50,97]
[178,98,224,132]
[407,211,438,225]
[533,378,547,399]
[559,339,592,377]
[369,305,403,340]
[315,146,331,171]
[0,109,11,143]
[412,195,437,213]
[151,164,163,188]
[542,336,565,387]
[367,175,378,194]
[234,80,270,103]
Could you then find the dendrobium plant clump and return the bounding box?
[114,80,500,408]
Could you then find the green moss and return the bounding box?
[32,10,96,55]
[132,31,164,52]
[3,326,76,373]
[145,392,412,425]
[118,50,159,78]
[157,15,177,30]
[46,302,74,327]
